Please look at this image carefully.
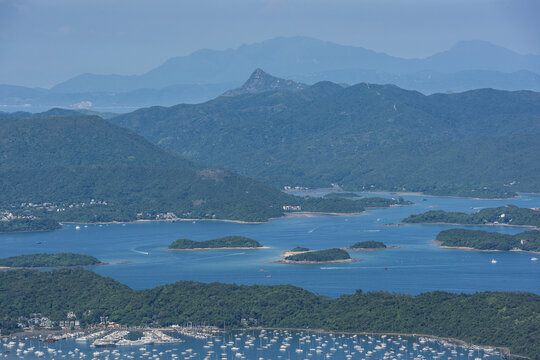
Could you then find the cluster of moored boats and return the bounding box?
[1,329,505,360]
[77,330,180,347]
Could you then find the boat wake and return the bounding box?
[131,249,149,255]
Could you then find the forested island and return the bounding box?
[0,268,538,358]
[0,253,102,268]
[298,195,411,213]
[403,205,540,228]
[0,218,61,233]
[348,241,388,250]
[168,236,264,250]
[435,229,540,253]
[280,248,354,264]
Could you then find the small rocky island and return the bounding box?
[279,248,357,264]
[347,241,397,251]
[435,229,540,253]
[0,253,103,268]
[168,236,265,250]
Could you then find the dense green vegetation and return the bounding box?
[284,248,351,262]
[111,84,540,198]
[349,241,386,249]
[168,236,262,249]
[290,247,310,252]
[0,253,101,268]
[0,218,61,233]
[404,205,540,227]
[0,269,538,358]
[436,229,540,252]
[0,114,403,223]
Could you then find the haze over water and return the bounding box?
[1,192,539,297]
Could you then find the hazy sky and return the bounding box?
[1,0,539,88]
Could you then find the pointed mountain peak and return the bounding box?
[222,68,307,97]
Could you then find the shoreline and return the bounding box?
[0,262,109,270]
[403,221,539,230]
[5,326,515,358]
[355,190,519,201]
[286,189,522,201]
[346,246,400,252]
[275,258,361,265]
[0,227,62,235]
[431,240,540,254]
[281,211,366,218]
[166,246,270,251]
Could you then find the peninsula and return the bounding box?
[168,236,265,250]
[279,248,356,264]
[403,205,540,228]
[435,229,540,253]
[0,253,103,268]
[0,268,537,358]
[0,218,61,234]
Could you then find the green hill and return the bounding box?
[168,236,262,249]
[403,205,540,227]
[349,241,386,249]
[0,253,101,268]
[0,218,61,233]
[436,229,540,252]
[111,80,540,198]
[0,268,538,358]
[284,248,351,263]
[0,114,403,223]
[0,115,293,222]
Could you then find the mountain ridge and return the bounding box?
[51,37,540,93]
[111,74,540,198]
[222,69,307,97]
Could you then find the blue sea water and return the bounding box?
[1,192,539,297]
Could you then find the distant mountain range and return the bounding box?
[111,71,540,198]
[1,37,540,111]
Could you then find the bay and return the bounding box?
[1,192,539,297]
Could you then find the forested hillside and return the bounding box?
[0,114,403,223]
[0,269,538,358]
[112,81,540,198]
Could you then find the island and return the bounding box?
[347,241,393,251]
[168,236,265,250]
[0,218,61,234]
[279,248,357,264]
[435,229,540,253]
[403,205,540,228]
[0,253,103,268]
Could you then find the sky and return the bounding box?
[1,0,539,88]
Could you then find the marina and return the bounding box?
[1,330,507,360]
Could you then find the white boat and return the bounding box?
[490,259,497,264]
[531,257,538,261]
[75,225,81,230]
